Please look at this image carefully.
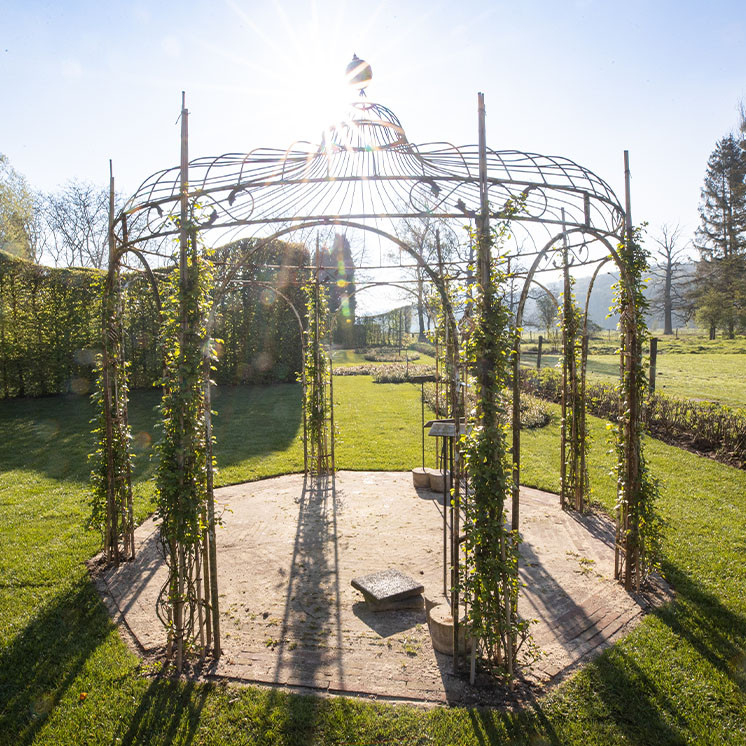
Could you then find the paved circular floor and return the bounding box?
[93,471,669,705]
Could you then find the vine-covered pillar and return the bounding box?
[91,162,134,566]
[154,94,220,671]
[303,245,333,477]
[459,93,527,681]
[614,151,661,592]
[559,217,589,512]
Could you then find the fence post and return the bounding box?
[537,335,543,370]
[649,337,658,395]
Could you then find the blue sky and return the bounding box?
[2,0,745,254]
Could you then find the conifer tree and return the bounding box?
[693,134,746,338]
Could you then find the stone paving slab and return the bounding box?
[351,569,424,603]
[92,471,670,704]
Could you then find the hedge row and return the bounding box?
[333,363,435,381]
[519,367,746,467]
[0,244,307,398]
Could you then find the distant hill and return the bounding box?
[521,263,696,332]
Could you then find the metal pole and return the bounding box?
[174,89,189,672]
[442,437,447,597]
[537,335,543,370]
[421,382,425,469]
[560,209,570,509]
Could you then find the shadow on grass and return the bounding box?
[567,561,746,745]
[0,578,111,746]
[0,383,303,485]
[253,689,323,746]
[116,675,209,746]
[467,704,562,746]
[210,383,302,473]
[655,561,746,692]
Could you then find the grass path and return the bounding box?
[1,380,745,744]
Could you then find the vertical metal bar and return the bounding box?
[450,435,459,673]
[174,90,189,672]
[421,382,425,469]
[537,334,543,369]
[560,210,570,509]
[329,354,335,472]
[512,339,521,531]
[624,150,633,238]
[579,332,589,511]
[649,337,658,395]
[442,437,447,597]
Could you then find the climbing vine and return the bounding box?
[303,271,333,475]
[613,224,663,590]
[155,216,218,669]
[559,269,589,511]
[89,272,135,564]
[461,215,531,677]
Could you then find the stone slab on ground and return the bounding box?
[358,592,425,612]
[351,568,424,603]
[92,471,670,705]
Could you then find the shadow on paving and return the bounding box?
[0,578,111,745]
[565,508,616,552]
[519,542,602,651]
[272,474,346,691]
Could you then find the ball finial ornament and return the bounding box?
[346,54,372,94]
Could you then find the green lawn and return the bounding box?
[520,351,746,409]
[1,379,745,744]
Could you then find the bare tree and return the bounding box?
[396,211,462,339]
[650,224,692,335]
[534,289,558,337]
[42,180,112,268]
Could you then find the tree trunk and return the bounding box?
[663,270,673,335]
[417,277,426,341]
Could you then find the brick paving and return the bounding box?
[93,472,668,704]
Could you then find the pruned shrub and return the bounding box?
[363,349,419,362]
[519,367,746,467]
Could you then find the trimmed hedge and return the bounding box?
[333,363,436,381]
[0,244,307,399]
[0,251,102,397]
[519,367,746,467]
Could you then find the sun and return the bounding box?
[284,50,355,143]
[220,0,378,146]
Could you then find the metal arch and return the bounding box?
[111,100,626,268]
[343,281,423,306]
[103,236,164,332]
[208,218,463,364]
[583,257,614,335]
[510,225,632,530]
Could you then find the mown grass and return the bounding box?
[1,379,745,744]
[520,351,746,409]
